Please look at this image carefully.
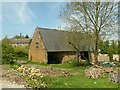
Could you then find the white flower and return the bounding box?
[41,84,44,86]
[41,75,43,78]
[64,83,68,85]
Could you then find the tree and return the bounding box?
[25,35,29,38]
[98,39,105,54]
[2,37,16,64]
[67,30,95,61]
[14,33,25,39]
[60,1,118,64]
[111,40,118,54]
[13,45,29,59]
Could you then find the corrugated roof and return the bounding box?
[36,27,92,52]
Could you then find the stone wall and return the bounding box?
[98,54,109,62]
[113,54,119,61]
[29,29,47,63]
[98,54,119,62]
[62,52,76,63]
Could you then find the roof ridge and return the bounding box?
[36,26,66,32]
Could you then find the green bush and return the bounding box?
[13,46,29,60]
[2,38,16,65]
[79,60,88,66]
[63,60,89,67]
[11,63,21,69]
[69,60,80,67]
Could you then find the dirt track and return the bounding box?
[0,78,25,89]
[0,65,25,89]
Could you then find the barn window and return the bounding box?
[36,42,39,48]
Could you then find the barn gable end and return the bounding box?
[29,27,47,63]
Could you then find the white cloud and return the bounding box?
[15,2,36,24]
[3,2,36,24]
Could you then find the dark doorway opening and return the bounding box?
[48,52,63,64]
[80,51,89,60]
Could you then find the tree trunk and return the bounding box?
[94,36,99,64]
[76,51,81,62]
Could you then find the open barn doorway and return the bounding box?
[48,52,63,64]
[80,51,89,60]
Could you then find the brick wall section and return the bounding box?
[98,54,109,62]
[62,52,76,63]
[29,29,47,63]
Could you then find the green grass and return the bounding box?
[47,74,118,88]
[22,61,119,88]
[26,61,91,70]
[16,56,28,61]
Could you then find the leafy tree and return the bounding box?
[98,39,105,54]
[13,45,29,60]
[60,2,118,64]
[14,33,25,39]
[111,40,118,54]
[25,35,29,38]
[98,39,118,62]
[2,37,16,64]
[104,40,110,54]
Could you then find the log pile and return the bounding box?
[85,65,105,79]
[109,71,119,83]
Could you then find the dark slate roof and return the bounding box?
[36,27,92,52]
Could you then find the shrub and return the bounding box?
[11,63,21,69]
[2,38,16,65]
[79,60,88,66]
[23,75,47,88]
[69,60,80,67]
[13,46,29,60]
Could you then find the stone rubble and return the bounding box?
[17,65,71,77]
[85,65,106,79]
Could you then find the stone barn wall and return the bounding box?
[62,52,76,63]
[113,54,119,61]
[29,30,47,63]
[98,54,109,62]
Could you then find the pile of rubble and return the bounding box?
[2,67,26,85]
[109,71,119,83]
[17,65,71,77]
[85,65,105,79]
[40,66,71,77]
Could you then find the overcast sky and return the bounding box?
[1,2,65,39]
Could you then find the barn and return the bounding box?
[29,27,95,64]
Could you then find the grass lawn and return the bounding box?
[48,73,118,88]
[16,56,28,61]
[24,62,119,88]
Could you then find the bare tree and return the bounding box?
[67,29,95,62]
[60,1,118,64]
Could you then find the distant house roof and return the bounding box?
[11,38,31,44]
[36,27,93,52]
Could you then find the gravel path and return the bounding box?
[0,65,25,89]
[0,78,25,89]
